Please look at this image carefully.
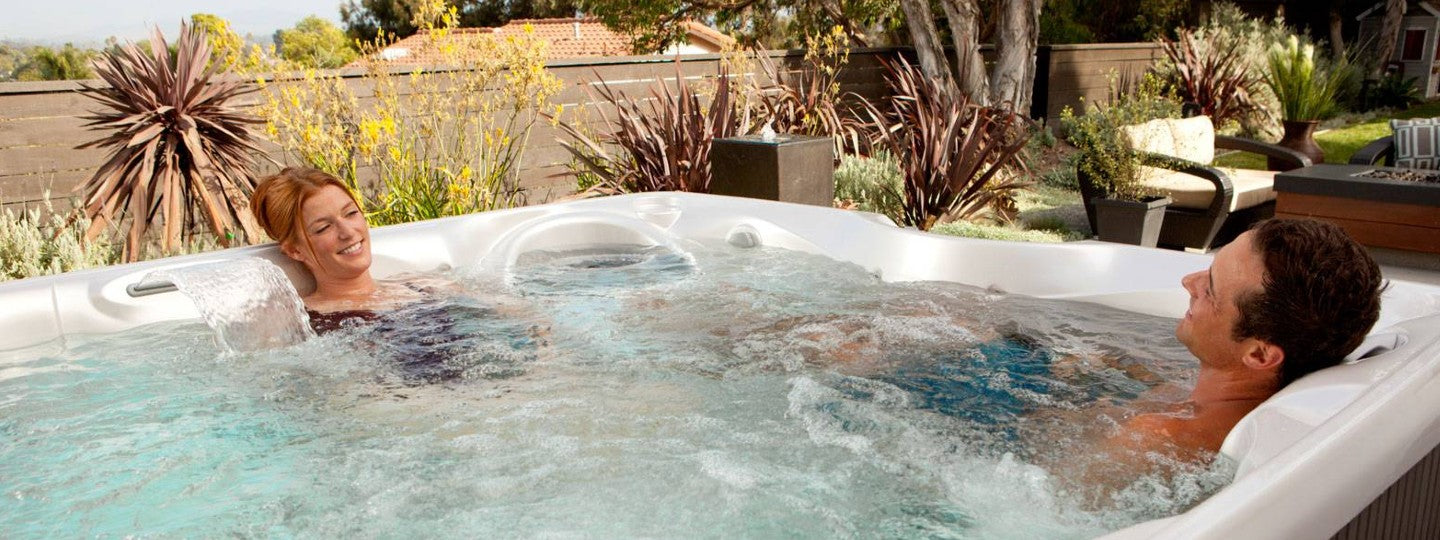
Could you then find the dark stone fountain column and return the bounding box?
[710,134,834,207]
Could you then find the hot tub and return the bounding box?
[2,192,1438,538]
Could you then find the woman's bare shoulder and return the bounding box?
[303,295,367,314]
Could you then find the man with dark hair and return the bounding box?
[1119,218,1387,457]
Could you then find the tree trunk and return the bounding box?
[897,0,958,96]
[1375,0,1408,76]
[939,0,989,103]
[1329,10,1345,59]
[989,0,1041,112]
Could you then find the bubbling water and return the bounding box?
[0,242,1236,538]
[507,244,696,296]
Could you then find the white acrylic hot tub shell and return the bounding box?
[2,192,1438,539]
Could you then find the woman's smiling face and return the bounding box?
[283,185,371,281]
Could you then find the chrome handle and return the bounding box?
[126,280,178,297]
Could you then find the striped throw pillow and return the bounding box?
[1392,118,1440,169]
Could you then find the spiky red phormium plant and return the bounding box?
[553,62,739,194]
[1158,28,1262,128]
[858,57,1032,230]
[77,23,263,260]
[747,48,866,160]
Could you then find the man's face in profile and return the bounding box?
[1175,231,1268,369]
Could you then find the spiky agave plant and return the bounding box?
[76,23,263,260]
[858,58,1032,231]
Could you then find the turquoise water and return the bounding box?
[0,243,1231,538]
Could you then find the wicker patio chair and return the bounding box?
[1078,116,1313,251]
[1349,136,1397,166]
[1349,117,1440,169]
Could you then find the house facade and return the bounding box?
[1358,1,1440,97]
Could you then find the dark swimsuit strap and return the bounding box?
[304,281,435,334]
[306,308,379,334]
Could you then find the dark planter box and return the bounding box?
[1092,196,1171,247]
[710,134,834,206]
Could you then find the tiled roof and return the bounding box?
[369,28,498,66]
[354,18,734,67]
[502,18,634,58]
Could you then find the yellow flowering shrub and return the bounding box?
[255,0,562,226]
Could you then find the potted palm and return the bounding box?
[1264,35,1350,167]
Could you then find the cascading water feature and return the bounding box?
[139,257,314,352]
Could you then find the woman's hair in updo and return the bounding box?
[249,167,356,245]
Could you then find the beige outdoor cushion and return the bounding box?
[1120,116,1216,165]
[1137,166,1276,211]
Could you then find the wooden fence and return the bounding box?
[0,44,1159,213]
[1033,43,1164,123]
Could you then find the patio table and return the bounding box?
[1274,164,1440,255]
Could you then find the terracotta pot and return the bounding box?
[1271,120,1324,170]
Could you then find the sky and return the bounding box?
[0,0,347,46]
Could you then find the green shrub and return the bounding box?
[929,221,1077,243]
[1037,153,1080,190]
[1032,126,1057,148]
[1370,74,1423,110]
[275,16,358,69]
[1023,126,1074,190]
[1,198,117,282]
[13,43,96,81]
[1058,74,1182,201]
[834,151,904,222]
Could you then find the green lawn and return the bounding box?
[1215,100,1440,169]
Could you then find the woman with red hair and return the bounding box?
[250,167,413,314]
[250,167,545,383]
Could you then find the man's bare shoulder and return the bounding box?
[1125,412,1185,435]
[1114,410,1224,462]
